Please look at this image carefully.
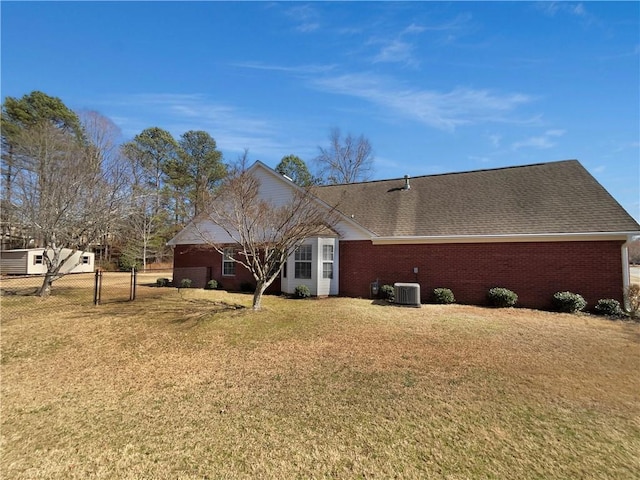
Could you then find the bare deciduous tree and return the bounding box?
[316,127,374,184]
[9,122,127,296]
[197,152,339,310]
[78,110,124,265]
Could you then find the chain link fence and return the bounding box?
[1,269,174,317]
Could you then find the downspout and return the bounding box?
[622,235,633,306]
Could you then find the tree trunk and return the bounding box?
[252,281,268,311]
[37,273,55,297]
[142,240,147,271]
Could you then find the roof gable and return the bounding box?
[168,161,373,245]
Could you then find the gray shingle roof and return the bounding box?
[313,160,639,237]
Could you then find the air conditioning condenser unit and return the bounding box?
[394,283,421,307]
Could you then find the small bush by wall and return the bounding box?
[240,281,255,293]
[205,279,218,290]
[432,288,455,304]
[157,278,170,287]
[552,291,586,313]
[180,278,193,289]
[294,285,311,299]
[487,287,518,308]
[379,284,395,302]
[594,299,623,317]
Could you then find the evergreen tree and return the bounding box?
[275,154,316,186]
[165,130,226,217]
[121,127,179,265]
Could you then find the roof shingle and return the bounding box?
[313,160,639,236]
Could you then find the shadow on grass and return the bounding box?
[0,287,39,296]
[168,301,247,325]
[370,299,394,307]
[87,295,246,326]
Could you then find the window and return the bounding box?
[294,244,312,279]
[82,256,90,265]
[222,247,235,276]
[34,255,43,265]
[322,244,334,279]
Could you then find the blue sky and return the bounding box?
[2,1,639,221]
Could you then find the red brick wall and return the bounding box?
[172,244,281,293]
[339,240,626,310]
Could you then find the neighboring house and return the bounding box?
[0,248,95,275]
[169,160,639,310]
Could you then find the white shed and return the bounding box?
[0,248,95,275]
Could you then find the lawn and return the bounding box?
[2,290,639,479]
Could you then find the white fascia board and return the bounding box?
[371,231,640,245]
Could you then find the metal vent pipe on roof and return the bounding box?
[404,174,411,190]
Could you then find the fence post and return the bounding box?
[94,269,102,305]
[130,267,137,301]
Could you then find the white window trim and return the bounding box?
[222,247,235,276]
[322,244,333,279]
[294,245,312,279]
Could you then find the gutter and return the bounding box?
[371,231,640,245]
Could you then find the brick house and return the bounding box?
[168,159,639,310]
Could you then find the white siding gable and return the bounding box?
[168,161,372,246]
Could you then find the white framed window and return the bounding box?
[34,255,43,265]
[322,244,333,279]
[82,256,90,265]
[222,247,235,276]
[294,244,312,279]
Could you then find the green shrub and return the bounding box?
[625,284,640,318]
[432,288,455,304]
[487,287,518,308]
[240,281,255,293]
[379,284,395,302]
[294,284,311,299]
[156,277,170,287]
[205,279,218,290]
[552,291,586,313]
[594,298,623,317]
[180,278,193,289]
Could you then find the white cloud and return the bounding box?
[372,39,417,66]
[488,134,502,147]
[535,2,598,26]
[403,23,426,35]
[285,4,321,33]
[312,73,533,131]
[511,129,566,150]
[231,62,336,75]
[537,2,585,17]
[99,93,292,160]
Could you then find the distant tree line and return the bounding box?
[1,90,374,295]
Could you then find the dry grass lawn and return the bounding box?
[2,290,639,479]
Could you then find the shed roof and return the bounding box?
[313,160,639,237]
